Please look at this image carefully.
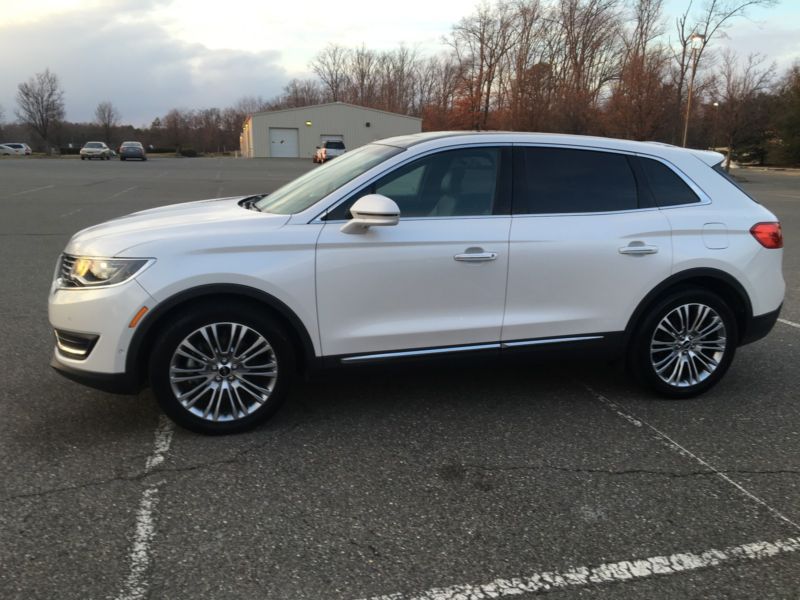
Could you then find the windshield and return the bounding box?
[325,141,345,149]
[85,142,103,148]
[255,144,403,214]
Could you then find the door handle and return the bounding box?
[454,250,498,262]
[619,243,658,256]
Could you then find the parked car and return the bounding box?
[119,141,147,161]
[49,132,784,434]
[80,141,112,160]
[313,139,346,163]
[0,144,17,156]
[0,142,31,155]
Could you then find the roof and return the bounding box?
[249,101,422,121]
[376,131,724,164]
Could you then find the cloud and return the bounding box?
[0,6,288,125]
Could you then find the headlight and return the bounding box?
[58,255,152,288]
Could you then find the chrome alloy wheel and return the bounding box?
[168,322,278,422]
[650,303,727,388]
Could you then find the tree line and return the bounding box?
[2,0,798,165]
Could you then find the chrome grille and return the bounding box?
[59,254,79,287]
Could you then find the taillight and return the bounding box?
[750,222,783,249]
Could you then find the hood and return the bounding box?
[66,196,291,257]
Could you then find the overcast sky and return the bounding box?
[1,0,797,127]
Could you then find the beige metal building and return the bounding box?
[239,102,422,158]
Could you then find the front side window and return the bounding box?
[640,157,700,207]
[515,147,638,214]
[255,143,403,214]
[326,147,503,220]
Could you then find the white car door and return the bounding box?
[502,146,673,344]
[316,146,512,358]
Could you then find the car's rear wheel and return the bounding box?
[149,303,294,434]
[629,288,737,398]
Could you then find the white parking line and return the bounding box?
[779,318,800,330]
[109,185,138,199]
[114,415,174,600]
[586,386,800,532]
[5,184,54,198]
[355,537,800,600]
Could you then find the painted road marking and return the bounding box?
[60,186,139,217]
[779,318,800,330]
[355,537,800,599]
[114,415,175,600]
[586,386,800,532]
[109,185,138,199]
[4,184,55,198]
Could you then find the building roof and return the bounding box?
[249,101,422,121]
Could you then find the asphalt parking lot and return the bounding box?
[1,156,799,599]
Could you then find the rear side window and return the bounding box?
[640,158,700,206]
[515,147,638,214]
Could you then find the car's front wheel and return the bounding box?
[629,288,737,398]
[149,303,294,434]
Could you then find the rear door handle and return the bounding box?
[619,243,659,256]
[454,250,498,262]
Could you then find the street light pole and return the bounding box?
[682,33,705,148]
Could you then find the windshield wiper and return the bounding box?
[240,195,266,212]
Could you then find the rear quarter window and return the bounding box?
[639,157,700,207]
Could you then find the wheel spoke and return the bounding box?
[650,303,727,388]
[169,321,278,422]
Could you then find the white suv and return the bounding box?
[49,132,784,434]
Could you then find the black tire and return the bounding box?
[120,157,125,161]
[628,287,737,399]
[148,302,295,434]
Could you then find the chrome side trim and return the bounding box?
[340,343,500,363]
[339,335,605,363]
[501,335,604,348]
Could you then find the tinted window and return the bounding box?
[516,148,638,214]
[640,158,700,206]
[325,141,345,149]
[327,147,501,220]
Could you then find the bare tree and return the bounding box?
[311,44,351,102]
[716,51,774,169]
[605,0,671,140]
[95,101,120,144]
[671,0,778,144]
[16,68,65,151]
[449,1,520,129]
[279,79,323,108]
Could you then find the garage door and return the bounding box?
[320,134,344,145]
[269,128,299,158]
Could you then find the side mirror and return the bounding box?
[340,194,400,234]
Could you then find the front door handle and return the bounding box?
[619,243,659,256]
[454,249,498,262]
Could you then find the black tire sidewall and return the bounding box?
[630,288,738,399]
[149,303,295,434]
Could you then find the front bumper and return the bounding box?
[49,278,156,381]
[50,355,141,394]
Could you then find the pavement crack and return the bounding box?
[450,463,800,479]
